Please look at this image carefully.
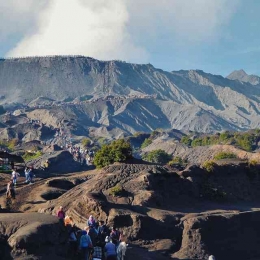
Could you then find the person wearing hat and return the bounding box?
[104,236,117,260]
[208,256,216,260]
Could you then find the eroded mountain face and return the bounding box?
[1,56,260,136]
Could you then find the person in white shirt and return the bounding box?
[11,168,20,186]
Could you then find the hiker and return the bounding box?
[92,241,103,260]
[66,223,78,256]
[98,220,110,243]
[79,230,93,260]
[11,168,20,186]
[104,236,117,260]
[110,226,120,246]
[117,241,128,260]
[208,256,216,260]
[28,166,34,183]
[64,215,73,226]
[57,206,65,220]
[87,215,96,227]
[87,225,98,247]
[24,167,30,183]
[6,181,15,199]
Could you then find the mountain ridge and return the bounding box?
[1,56,260,134]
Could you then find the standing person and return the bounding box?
[104,236,117,260]
[28,166,34,183]
[57,206,65,220]
[92,241,103,260]
[66,223,78,257]
[11,168,20,186]
[98,220,110,243]
[87,215,96,227]
[79,230,92,260]
[6,181,15,199]
[110,226,120,246]
[24,167,30,183]
[88,225,98,247]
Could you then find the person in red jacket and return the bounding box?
[57,206,65,220]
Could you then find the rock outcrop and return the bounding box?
[174,211,260,260]
[0,213,67,259]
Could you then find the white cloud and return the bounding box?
[5,0,239,61]
[7,0,148,62]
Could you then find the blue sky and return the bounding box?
[0,0,260,77]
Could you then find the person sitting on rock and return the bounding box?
[6,181,15,199]
[79,230,93,260]
[104,236,117,260]
[87,215,96,227]
[110,226,120,246]
[57,206,65,220]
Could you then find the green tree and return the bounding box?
[141,138,152,149]
[214,152,237,160]
[93,139,132,168]
[142,149,171,164]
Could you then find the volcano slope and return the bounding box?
[2,160,260,259]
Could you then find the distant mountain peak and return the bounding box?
[227,69,260,85]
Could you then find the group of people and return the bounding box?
[6,166,35,200]
[67,146,95,166]
[57,207,127,260]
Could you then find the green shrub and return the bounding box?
[141,138,152,149]
[214,152,237,160]
[81,137,91,148]
[0,138,19,151]
[22,151,43,162]
[202,160,216,172]
[96,137,108,146]
[142,149,171,164]
[191,138,203,147]
[110,185,123,197]
[180,136,191,146]
[93,139,132,168]
[168,156,187,166]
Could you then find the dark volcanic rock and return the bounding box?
[174,211,260,260]
[0,213,68,259]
